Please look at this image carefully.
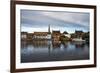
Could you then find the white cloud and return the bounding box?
[21,10,90,33]
[41,11,89,27]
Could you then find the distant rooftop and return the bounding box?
[63,31,68,34]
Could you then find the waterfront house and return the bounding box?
[27,33,34,40]
[33,32,50,39]
[71,30,85,41]
[21,32,27,40]
[33,25,51,40]
[52,31,61,42]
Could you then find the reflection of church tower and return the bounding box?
[48,24,51,34]
[47,25,51,40]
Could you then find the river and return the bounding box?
[21,40,89,63]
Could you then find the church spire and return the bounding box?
[48,24,51,34]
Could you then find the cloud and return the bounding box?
[21,10,90,33]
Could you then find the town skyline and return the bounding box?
[21,24,89,34]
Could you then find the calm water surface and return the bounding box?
[21,40,89,63]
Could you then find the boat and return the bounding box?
[72,38,85,42]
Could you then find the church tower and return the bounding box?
[48,24,51,34]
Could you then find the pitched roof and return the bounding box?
[75,30,83,34]
[63,31,68,34]
[34,32,48,36]
[52,31,60,33]
[21,32,27,34]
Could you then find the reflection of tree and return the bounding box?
[62,42,68,48]
[74,41,85,49]
[82,32,89,43]
[21,39,88,54]
[75,44,85,48]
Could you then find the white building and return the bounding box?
[63,31,71,38]
[21,32,27,39]
[33,25,51,40]
[64,34,71,38]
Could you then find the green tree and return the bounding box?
[60,35,69,42]
[82,32,89,43]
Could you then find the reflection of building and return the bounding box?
[47,25,51,39]
[52,42,61,49]
[33,40,49,48]
[52,31,61,42]
[21,32,27,40]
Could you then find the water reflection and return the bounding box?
[21,40,89,63]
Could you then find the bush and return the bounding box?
[60,35,69,41]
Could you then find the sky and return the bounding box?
[21,9,90,33]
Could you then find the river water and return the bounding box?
[21,40,89,63]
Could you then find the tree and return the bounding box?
[60,35,69,42]
[82,32,89,43]
[63,31,68,34]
